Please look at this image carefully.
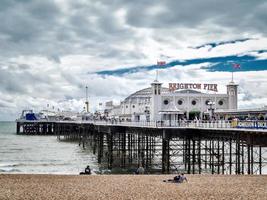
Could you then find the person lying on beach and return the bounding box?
[163,174,181,183]
[163,173,188,183]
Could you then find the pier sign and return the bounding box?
[169,83,218,92]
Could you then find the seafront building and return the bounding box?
[102,79,241,122]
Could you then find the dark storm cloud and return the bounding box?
[1,0,266,61]
[123,0,267,34]
[0,0,138,62]
[0,0,63,60]
[0,0,60,42]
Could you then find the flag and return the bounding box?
[232,63,241,69]
[157,61,166,66]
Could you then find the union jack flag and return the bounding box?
[157,61,166,66]
[232,63,241,69]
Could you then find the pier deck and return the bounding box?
[16,120,267,174]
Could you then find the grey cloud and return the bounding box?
[123,0,267,35]
[242,91,254,101]
[0,63,69,98]
[1,0,267,61]
[1,0,60,42]
[1,0,137,62]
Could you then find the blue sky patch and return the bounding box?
[192,38,252,49]
[96,52,267,76]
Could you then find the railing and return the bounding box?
[88,120,267,130]
[17,118,267,130]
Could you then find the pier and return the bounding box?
[16,120,267,174]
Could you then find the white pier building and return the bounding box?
[105,79,238,122]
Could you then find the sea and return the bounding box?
[0,121,99,174]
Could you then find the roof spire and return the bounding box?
[154,70,159,82]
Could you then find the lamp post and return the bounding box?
[207,101,215,120]
[144,106,150,122]
[85,86,89,113]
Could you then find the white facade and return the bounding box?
[105,80,238,121]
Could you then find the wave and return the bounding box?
[0,168,21,172]
[1,161,72,167]
[0,163,20,167]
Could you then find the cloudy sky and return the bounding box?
[1,0,267,120]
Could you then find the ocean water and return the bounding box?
[0,121,99,174]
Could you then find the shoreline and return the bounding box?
[1,174,266,200]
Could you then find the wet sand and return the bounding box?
[0,174,266,200]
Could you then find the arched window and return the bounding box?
[178,100,183,105]
[192,100,197,105]
[163,99,169,105]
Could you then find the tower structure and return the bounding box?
[150,79,162,121]
[227,81,238,109]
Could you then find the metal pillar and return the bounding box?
[198,138,201,174]
[162,130,170,173]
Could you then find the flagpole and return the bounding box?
[231,71,233,82]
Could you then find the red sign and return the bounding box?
[169,83,218,92]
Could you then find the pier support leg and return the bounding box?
[259,146,262,175]
[16,122,20,134]
[230,139,232,174]
[192,139,195,174]
[107,131,113,169]
[198,138,201,174]
[98,132,103,164]
[162,130,170,174]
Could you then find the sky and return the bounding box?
[0,0,267,120]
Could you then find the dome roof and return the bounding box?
[124,87,169,101]
[175,89,202,94]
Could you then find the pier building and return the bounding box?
[107,79,238,122]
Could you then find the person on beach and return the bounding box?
[163,173,181,183]
[135,165,145,174]
[180,173,188,183]
[80,165,91,175]
[163,173,188,183]
[85,165,91,174]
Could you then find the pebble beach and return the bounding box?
[0,174,266,200]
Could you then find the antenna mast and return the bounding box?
[85,86,89,112]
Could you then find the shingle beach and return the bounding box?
[0,174,266,200]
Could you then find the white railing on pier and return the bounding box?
[17,118,267,130]
[91,120,158,127]
[85,120,267,130]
